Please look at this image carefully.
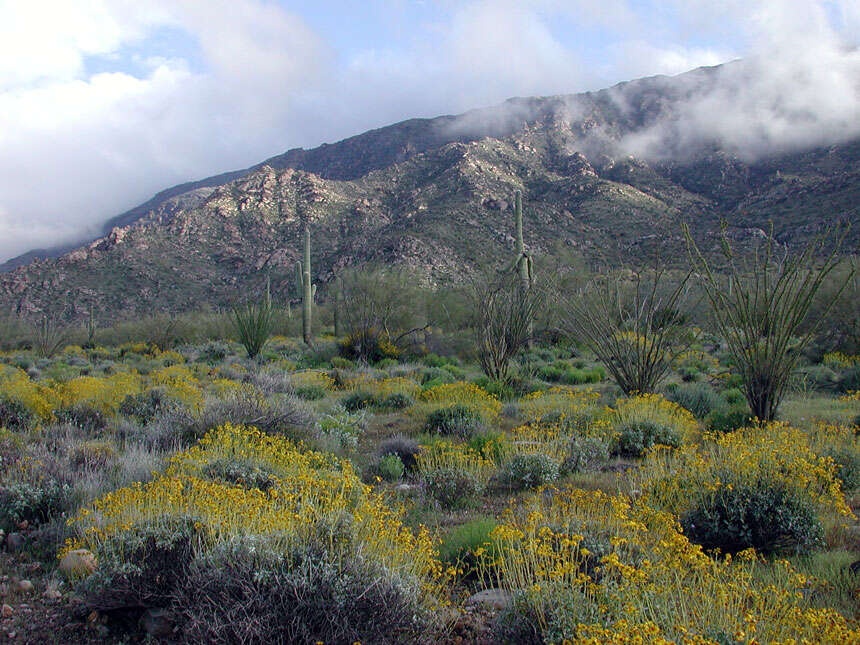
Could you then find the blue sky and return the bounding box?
[0,0,857,262]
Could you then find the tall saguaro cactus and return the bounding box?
[296,223,316,345]
[512,190,535,347]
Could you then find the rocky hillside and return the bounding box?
[2,63,858,321]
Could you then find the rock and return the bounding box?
[1,604,12,618]
[395,484,416,492]
[140,608,174,638]
[4,533,24,553]
[15,580,33,594]
[59,549,97,578]
[42,588,61,600]
[466,588,513,611]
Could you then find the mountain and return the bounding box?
[2,63,858,322]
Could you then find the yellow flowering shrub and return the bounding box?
[149,365,203,410]
[822,352,859,368]
[417,382,501,421]
[607,393,699,445]
[55,373,142,414]
[636,422,854,521]
[0,368,57,421]
[342,374,420,398]
[415,438,497,490]
[519,387,601,430]
[290,369,336,391]
[65,424,447,609]
[483,487,859,644]
[207,378,244,397]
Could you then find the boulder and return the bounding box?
[466,588,513,611]
[59,549,97,579]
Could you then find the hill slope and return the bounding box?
[2,63,858,321]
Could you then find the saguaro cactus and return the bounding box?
[296,223,316,345]
[512,190,535,347]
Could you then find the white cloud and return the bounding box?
[0,0,858,262]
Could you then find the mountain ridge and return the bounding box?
[2,61,857,322]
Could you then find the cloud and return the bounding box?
[0,0,858,262]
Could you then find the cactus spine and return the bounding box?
[296,223,316,345]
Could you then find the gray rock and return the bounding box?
[140,608,174,638]
[4,533,24,553]
[466,588,513,611]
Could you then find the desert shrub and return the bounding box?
[341,390,378,412]
[377,454,405,481]
[198,340,230,365]
[0,479,72,532]
[480,487,858,644]
[438,517,497,582]
[0,396,33,430]
[664,382,723,419]
[802,365,840,391]
[338,328,399,363]
[55,403,107,432]
[376,357,398,369]
[66,425,446,640]
[420,367,456,385]
[330,356,354,369]
[70,440,118,469]
[193,388,313,443]
[838,366,860,393]
[608,394,697,456]
[423,467,480,508]
[807,423,860,491]
[418,382,502,423]
[176,541,427,645]
[294,384,327,400]
[637,422,852,555]
[202,458,277,491]
[468,430,508,463]
[614,420,681,457]
[377,435,421,471]
[721,387,745,406]
[680,479,824,555]
[315,409,365,451]
[517,388,601,433]
[424,404,483,437]
[472,376,515,401]
[560,436,610,475]
[80,519,197,611]
[118,388,174,424]
[502,453,559,489]
[706,406,754,433]
[378,392,414,410]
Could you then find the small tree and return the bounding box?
[560,266,694,395]
[232,282,277,359]
[684,223,853,421]
[470,271,547,381]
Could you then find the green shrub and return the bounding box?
[294,385,327,401]
[118,388,173,424]
[330,356,354,369]
[468,430,507,463]
[424,405,483,438]
[823,446,860,490]
[680,480,823,555]
[316,410,365,451]
[423,467,479,508]
[473,376,515,401]
[438,517,498,582]
[422,353,452,368]
[376,358,398,369]
[838,366,860,393]
[614,420,680,457]
[55,403,107,432]
[377,435,421,471]
[198,341,230,365]
[722,387,745,406]
[706,406,754,433]
[665,382,724,419]
[202,458,277,491]
[341,390,377,412]
[337,328,398,363]
[0,479,71,532]
[176,542,428,644]
[502,454,559,489]
[378,392,414,411]
[0,397,33,430]
[420,367,455,385]
[560,436,610,475]
[377,454,405,481]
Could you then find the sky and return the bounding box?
[0,0,858,263]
